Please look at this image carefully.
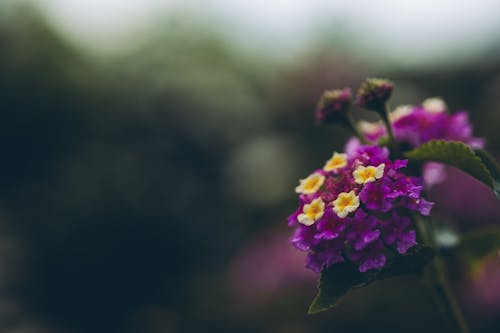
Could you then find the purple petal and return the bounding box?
[396,230,417,254]
[359,254,386,272]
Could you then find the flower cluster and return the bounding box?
[359,97,485,149]
[289,142,433,273]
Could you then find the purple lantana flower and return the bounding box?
[358,98,485,186]
[289,142,434,273]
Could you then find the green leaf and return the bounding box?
[456,226,500,275]
[308,261,370,314]
[404,140,498,196]
[473,149,500,199]
[308,246,435,314]
[379,246,435,278]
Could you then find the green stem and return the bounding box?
[378,104,396,146]
[345,113,367,144]
[427,257,470,333]
[416,216,470,333]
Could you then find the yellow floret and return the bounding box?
[323,152,348,172]
[295,173,325,194]
[353,163,385,184]
[332,191,359,218]
[298,198,325,226]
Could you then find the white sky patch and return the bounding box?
[338,0,500,65]
[31,0,166,50]
[32,0,500,66]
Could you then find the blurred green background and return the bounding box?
[0,1,499,332]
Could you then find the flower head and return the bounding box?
[315,88,352,124]
[355,98,485,186]
[289,142,433,273]
[359,99,484,149]
[355,78,394,111]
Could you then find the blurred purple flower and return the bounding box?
[227,230,314,307]
[393,108,485,148]
[360,101,485,149]
[463,256,500,315]
[430,166,500,222]
[358,99,485,187]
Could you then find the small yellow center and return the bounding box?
[336,196,354,210]
[332,191,359,218]
[353,163,385,184]
[323,152,347,172]
[295,173,325,194]
[298,198,325,226]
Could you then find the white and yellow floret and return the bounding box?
[332,191,360,218]
[298,198,325,226]
[323,152,347,172]
[295,172,325,194]
[353,163,385,185]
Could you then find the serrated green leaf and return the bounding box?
[456,226,500,275]
[308,246,435,314]
[473,149,500,199]
[404,140,495,193]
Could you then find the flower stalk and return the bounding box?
[379,104,396,147]
[346,113,368,144]
[416,216,470,333]
[355,78,396,147]
[315,88,367,144]
[427,257,470,333]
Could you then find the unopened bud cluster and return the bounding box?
[315,88,352,124]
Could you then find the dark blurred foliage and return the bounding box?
[0,5,499,333]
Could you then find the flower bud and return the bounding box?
[315,88,352,124]
[355,78,394,111]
